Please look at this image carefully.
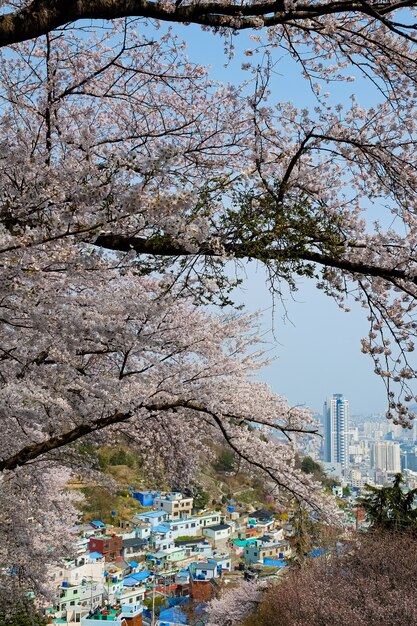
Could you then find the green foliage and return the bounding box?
[224,186,344,294]
[300,456,340,491]
[359,473,417,532]
[214,448,236,472]
[109,448,134,467]
[288,503,315,565]
[192,486,210,510]
[301,457,322,474]
[80,485,118,523]
[143,596,166,615]
[176,535,199,541]
[97,451,109,470]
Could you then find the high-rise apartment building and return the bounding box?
[371,441,401,473]
[323,394,349,471]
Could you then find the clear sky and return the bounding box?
[168,24,391,416]
[232,263,386,416]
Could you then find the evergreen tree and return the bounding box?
[360,473,417,532]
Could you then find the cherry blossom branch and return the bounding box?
[0,397,313,472]
[202,410,323,508]
[0,0,417,47]
[93,233,417,284]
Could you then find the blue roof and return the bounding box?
[310,549,326,558]
[128,561,138,568]
[123,576,140,587]
[90,520,105,527]
[263,558,287,567]
[135,511,165,519]
[153,525,170,533]
[123,570,152,586]
[88,552,103,560]
[159,607,187,625]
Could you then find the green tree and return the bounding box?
[360,473,417,532]
[301,457,322,474]
[300,456,339,492]
[214,448,236,472]
[193,487,209,510]
[109,449,130,466]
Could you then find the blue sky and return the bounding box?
[166,24,389,415]
[232,263,385,416]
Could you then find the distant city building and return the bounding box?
[349,468,367,489]
[401,447,417,472]
[323,394,350,472]
[371,441,401,473]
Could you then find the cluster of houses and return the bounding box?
[46,491,292,626]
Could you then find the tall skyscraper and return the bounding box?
[323,394,349,471]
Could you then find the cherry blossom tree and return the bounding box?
[206,581,265,626]
[0,24,341,604]
[240,532,417,626]
[2,0,417,606]
[1,1,417,423]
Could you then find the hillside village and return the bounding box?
[45,489,320,626]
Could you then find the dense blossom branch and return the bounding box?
[94,233,417,284]
[0,395,319,472]
[0,0,417,47]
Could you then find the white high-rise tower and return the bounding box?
[323,394,349,471]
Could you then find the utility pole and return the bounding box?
[150,564,158,626]
[150,529,158,626]
[151,570,155,626]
